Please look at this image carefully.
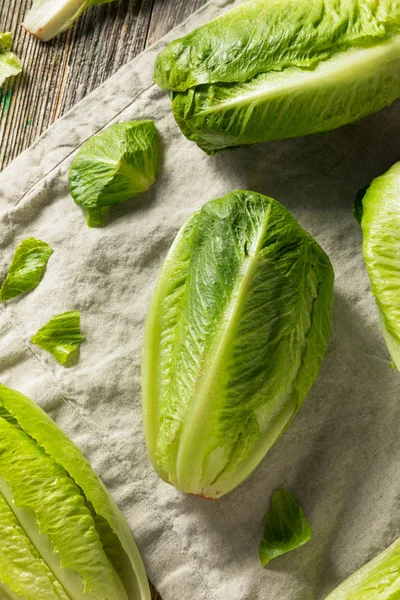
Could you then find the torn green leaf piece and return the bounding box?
[31,311,85,366]
[0,238,53,302]
[0,32,22,88]
[69,120,159,227]
[259,488,312,567]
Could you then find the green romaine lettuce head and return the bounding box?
[154,0,400,154]
[23,0,116,42]
[358,162,400,371]
[0,384,150,600]
[0,33,22,88]
[0,238,53,302]
[142,190,334,499]
[259,488,311,567]
[31,310,85,365]
[69,121,159,228]
[325,537,400,599]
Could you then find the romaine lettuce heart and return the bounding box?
[154,0,400,153]
[0,385,151,600]
[142,191,334,499]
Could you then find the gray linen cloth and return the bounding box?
[1,1,400,598]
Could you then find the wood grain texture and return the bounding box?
[0,0,208,597]
[0,0,207,170]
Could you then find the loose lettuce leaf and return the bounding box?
[69,121,159,227]
[172,35,400,154]
[0,238,53,302]
[142,191,334,498]
[325,537,400,598]
[0,385,151,600]
[154,0,400,91]
[23,0,116,42]
[31,310,85,365]
[259,488,311,567]
[0,33,22,88]
[359,162,400,371]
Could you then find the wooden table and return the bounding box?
[0,1,208,597]
[0,0,207,171]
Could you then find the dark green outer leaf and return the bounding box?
[154,0,400,91]
[259,488,312,566]
[0,238,53,302]
[142,191,334,498]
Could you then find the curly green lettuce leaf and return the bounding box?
[69,121,159,227]
[31,310,85,365]
[23,0,116,42]
[259,488,311,567]
[325,537,400,599]
[142,190,334,498]
[0,33,22,88]
[358,162,400,371]
[154,0,400,91]
[0,384,151,600]
[0,238,53,302]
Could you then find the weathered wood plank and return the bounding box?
[147,0,207,46]
[0,0,206,171]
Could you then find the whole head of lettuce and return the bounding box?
[357,162,400,371]
[142,191,334,499]
[0,384,150,600]
[154,0,400,154]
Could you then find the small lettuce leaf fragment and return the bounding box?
[259,488,311,567]
[31,310,85,365]
[325,537,400,599]
[142,190,334,498]
[0,238,53,302]
[358,162,400,371]
[0,33,22,88]
[0,384,151,600]
[69,121,159,227]
[23,0,116,42]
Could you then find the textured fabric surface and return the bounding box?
[0,2,399,598]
